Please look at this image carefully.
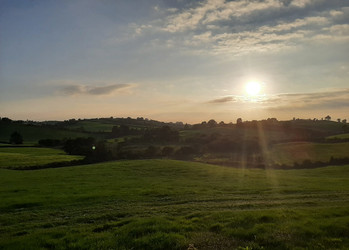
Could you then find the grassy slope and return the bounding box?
[0,147,83,169]
[0,160,348,249]
[290,120,344,133]
[0,123,91,143]
[270,142,349,165]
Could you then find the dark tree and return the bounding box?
[1,117,12,123]
[325,115,331,121]
[10,131,23,144]
[207,119,217,127]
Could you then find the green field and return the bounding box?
[270,142,349,165]
[327,133,349,140]
[0,160,348,249]
[0,147,83,169]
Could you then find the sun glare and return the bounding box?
[245,81,261,96]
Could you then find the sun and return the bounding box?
[245,81,261,96]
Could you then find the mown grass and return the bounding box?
[270,142,349,165]
[0,160,348,249]
[0,147,83,169]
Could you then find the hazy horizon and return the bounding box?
[1,0,348,123]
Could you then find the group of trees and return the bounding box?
[142,126,179,143]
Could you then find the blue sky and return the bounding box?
[1,0,348,123]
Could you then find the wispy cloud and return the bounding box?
[162,0,284,33]
[208,96,237,104]
[59,83,135,96]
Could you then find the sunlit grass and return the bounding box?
[0,147,83,169]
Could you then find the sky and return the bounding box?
[0,0,348,123]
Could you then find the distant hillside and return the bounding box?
[49,117,185,133]
[0,117,184,144]
[0,121,93,144]
[1,117,348,168]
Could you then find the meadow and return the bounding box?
[1,160,348,249]
[0,147,83,169]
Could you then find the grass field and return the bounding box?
[270,142,349,165]
[0,147,83,169]
[0,160,348,249]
